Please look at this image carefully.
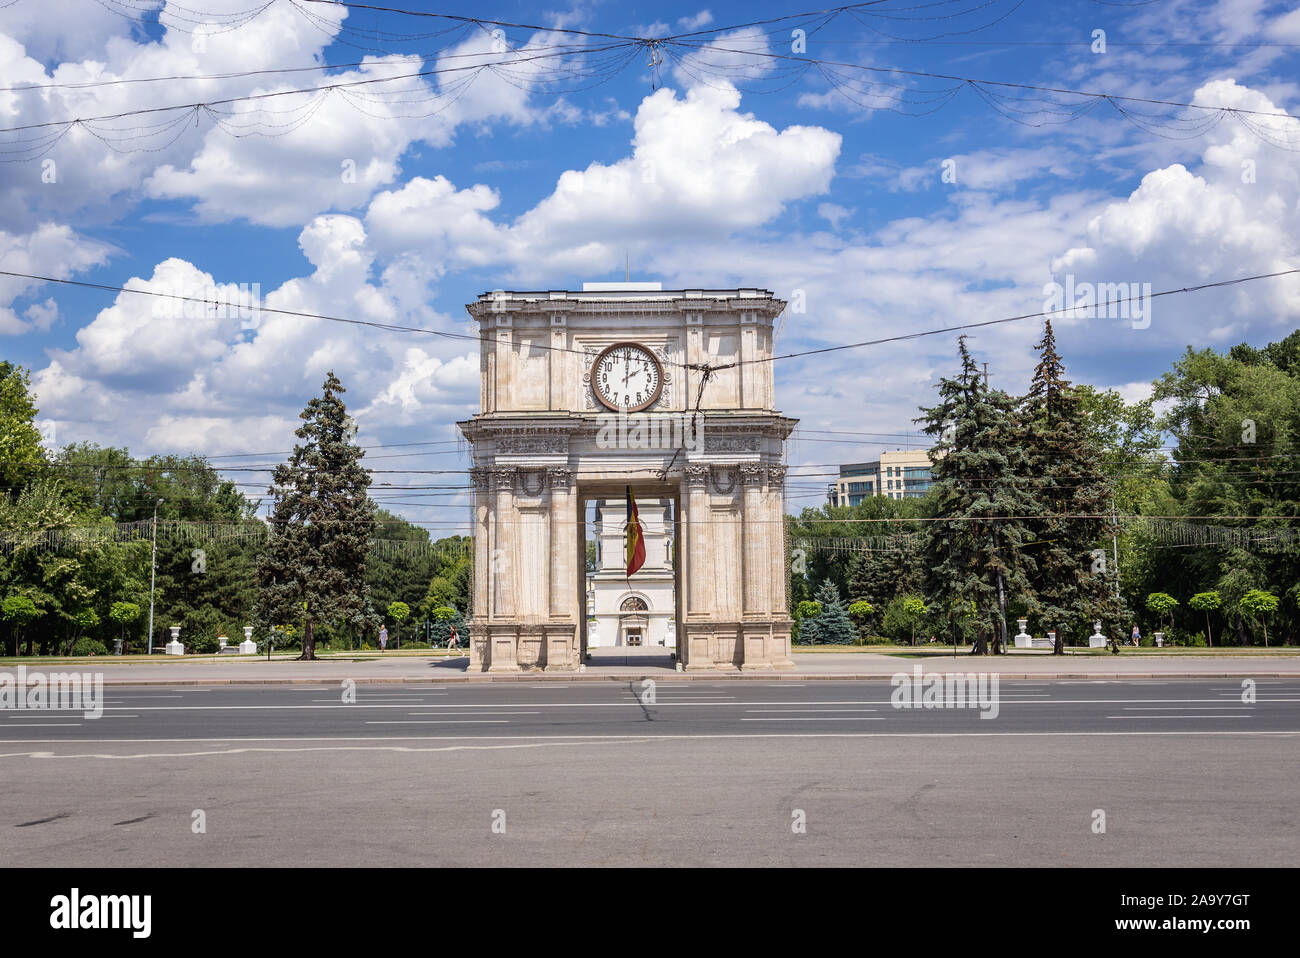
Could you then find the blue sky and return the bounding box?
[2,0,1299,529]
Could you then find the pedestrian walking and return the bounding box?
[1131,624,1141,647]
[447,624,459,652]
[379,625,388,652]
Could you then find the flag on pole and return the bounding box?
[625,485,646,579]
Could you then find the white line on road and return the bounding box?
[745,709,879,713]
[406,711,540,716]
[1107,715,1252,719]
[3,730,1299,758]
[365,720,510,725]
[741,717,886,722]
[1123,706,1255,710]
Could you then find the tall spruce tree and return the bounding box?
[256,372,376,660]
[917,337,1038,654]
[1019,321,1124,653]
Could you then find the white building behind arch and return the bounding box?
[586,499,675,648]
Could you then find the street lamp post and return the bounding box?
[146,499,164,654]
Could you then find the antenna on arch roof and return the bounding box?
[625,250,630,282]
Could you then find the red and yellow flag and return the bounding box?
[625,485,646,579]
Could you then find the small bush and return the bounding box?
[190,634,220,655]
[70,637,108,657]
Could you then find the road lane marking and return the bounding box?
[745,709,879,713]
[4,730,1300,758]
[1123,706,1256,710]
[1107,715,1252,719]
[365,720,510,725]
[406,711,540,716]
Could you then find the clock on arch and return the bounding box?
[591,342,664,412]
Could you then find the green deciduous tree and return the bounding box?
[847,600,874,642]
[1239,589,1279,646]
[1188,591,1221,646]
[109,601,142,652]
[1145,592,1179,633]
[0,362,46,494]
[2,595,41,656]
[387,600,410,648]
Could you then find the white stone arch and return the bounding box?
[458,284,797,672]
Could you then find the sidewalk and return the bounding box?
[3,650,1298,685]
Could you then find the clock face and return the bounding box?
[592,342,663,412]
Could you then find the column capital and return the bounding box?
[546,467,574,490]
[767,464,787,486]
[490,466,517,491]
[740,464,766,485]
[683,464,710,485]
[469,467,491,491]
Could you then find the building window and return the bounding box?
[620,596,648,612]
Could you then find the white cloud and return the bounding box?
[0,223,114,335]
[32,215,479,456]
[677,11,714,31]
[1050,80,1300,345]
[367,82,840,283]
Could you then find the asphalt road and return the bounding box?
[3,678,1297,866]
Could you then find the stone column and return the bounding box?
[682,464,713,670]
[741,464,768,617]
[767,465,789,615]
[469,467,491,671]
[544,468,577,670]
[486,459,521,672]
[738,464,773,669]
[767,464,795,669]
[683,465,712,616]
[491,467,516,620]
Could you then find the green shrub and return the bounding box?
[70,637,109,657]
[190,634,220,655]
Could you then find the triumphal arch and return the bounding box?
[457,283,796,672]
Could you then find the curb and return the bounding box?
[83,671,1300,687]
